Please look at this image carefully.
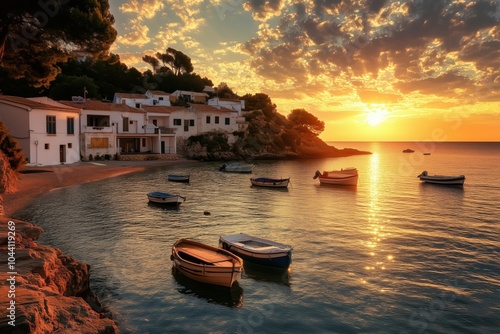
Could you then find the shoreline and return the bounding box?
[0,158,197,333]
[2,158,197,218]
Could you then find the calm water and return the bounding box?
[16,142,500,334]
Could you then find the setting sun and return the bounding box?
[365,106,388,126]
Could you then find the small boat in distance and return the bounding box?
[219,162,254,173]
[417,171,465,186]
[313,167,358,186]
[167,174,190,183]
[147,191,186,205]
[403,149,415,153]
[171,238,243,287]
[219,233,293,269]
[423,152,431,155]
[250,177,290,188]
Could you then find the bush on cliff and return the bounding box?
[0,122,25,172]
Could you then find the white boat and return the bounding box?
[313,167,358,186]
[171,238,243,287]
[167,174,190,183]
[417,171,465,186]
[219,233,293,269]
[219,162,254,173]
[147,191,186,205]
[250,177,290,188]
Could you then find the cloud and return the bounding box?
[357,89,402,104]
[119,0,165,20]
[243,0,286,21]
[115,20,151,47]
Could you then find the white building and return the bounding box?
[60,99,176,159]
[207,97,245,115]
[113,90,171,108]
[170,90,208,104]
[0,95,81,166]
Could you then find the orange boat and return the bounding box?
[171,238,243,287]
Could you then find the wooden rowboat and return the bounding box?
[167,174,190,183]
[171,238,243,287]
[250,177,290,188]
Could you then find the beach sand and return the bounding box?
[1,158,196,218]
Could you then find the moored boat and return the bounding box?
[167,174,190,183]
[403,148,415,153]
[313,167,358,186]
[219,233,293,269]
[147,191,186,205]
[171,238,243,287]
[250,177,290,188]
[417,171,465,186]
[219,162,254,173]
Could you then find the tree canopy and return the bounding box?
[0,0,117,87]
[143,47,194,76]
[241,93,277,118]
[288,109,325,136]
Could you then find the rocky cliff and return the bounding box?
[181,110,371,161]
[0,218,118,334]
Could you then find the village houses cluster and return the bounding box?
[0,89,247,166]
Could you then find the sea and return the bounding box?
[15,142,500,334]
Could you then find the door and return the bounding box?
[161,141,165,154]
[59,145,66,163]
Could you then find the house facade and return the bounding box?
[0,96,81,166]
[60,100,177,159]
[207,98,245,115]
[114,90,171,108]
[170,90,208,104]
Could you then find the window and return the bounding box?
[215,116,219,124]
[87,115,110,127]
[225,118,230,125]
[123,117,129,132]
[142,138,146,147]
[67,117,74,134]
[68,143,72,149]
[173,119,181,126]
[184,119,189,132]
[91,138,109,148]
[159,97,164,101]
[206,116,211,124]
[135,103,141,108]
[190,119,194,126]
[46,116,56,134]
[44,143,49,149]
[152,119,158,126]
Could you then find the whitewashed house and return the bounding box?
[60,99,176,159]
[207,97,245,115]
[113,90,171,108]
[170,90,208,104]
[0,95,81,166]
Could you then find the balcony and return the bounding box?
[84,125,113,133]
[154,126,176,134]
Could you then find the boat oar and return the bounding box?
[179,195,187,202]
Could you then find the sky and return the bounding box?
[107,0,500,142]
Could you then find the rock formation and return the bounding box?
[0,218,118,334]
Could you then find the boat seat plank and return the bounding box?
[178,245,233,266]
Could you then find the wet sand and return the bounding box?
[1,158,196,218]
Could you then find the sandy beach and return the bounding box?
[1,158,196,218]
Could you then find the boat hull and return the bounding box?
[219,234,293,269]
[314,168,358,186]
[220,163,254,173]
[418,171,465,186]
[250,177,289,188]
[171,239,243,287]
[168,175,190,183]
[147,192,185,205]
[419,176,465,185]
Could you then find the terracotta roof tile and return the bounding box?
[60,100,145,113]
[0,95,80,112]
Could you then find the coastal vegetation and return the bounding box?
[0,122,25,194]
